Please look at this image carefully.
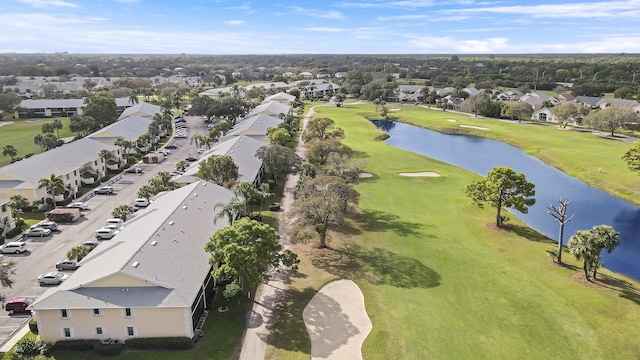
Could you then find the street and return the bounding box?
[0,115,208,347]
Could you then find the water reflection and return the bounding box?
[372,120,640,281]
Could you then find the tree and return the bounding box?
[233,182,259,217]
[52,118,63,139]
[137,184,155,202]
[197,155,238,187]
[112,204,134,221]
[69,115,97,136]
[205,217,299,288]
[213,197,246,225]
[0,261,16,288]
[176,160,190,172]
[2,144,18,162]
[256,183,274,218]
[256,145,302,184]
[465,166,536,228]
[289,176,359,248]
[551,102,589,126]
[380,104,390,120]
[84,91,117,128]
[568,225,620,281]
[545,197,574,264]
[0,92,21,113]
[67,245,91,262]
[38,173,65,207]
[621,141,640,173]
[42,133,61,150]
[302,117,344,143]
[33,133,44,152]
[8,194,29,223]
[267,127,293,147]
[98,149,114,170]
[583,105,638,136]
[501,102,533,122]
[149,171,178,193]
[128,94,139,105]
[41,122,55,135]
[114,138,134,161]
[307,138,352,167]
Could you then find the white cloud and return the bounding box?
[290,6,345,19]
[338,0,434,9]
[19,0,77,8]
[225,20,245,26]
[448,1,640,19]
[304,27,346,33]
[114,0,139,3]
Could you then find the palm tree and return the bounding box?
[137,184,155,202]
[8,195,29,223]
[2,145,18,162]
[98,149,114,173]
[233,182,258,217]
[52,119,63,139]
[190,134,204,149]
[256,183,274,218]
[33,133,44,152]
[213,197,246,225]
[38,173,65,207]
[128,94,139,105]
[176,160,190,172]
[67,245,91,262]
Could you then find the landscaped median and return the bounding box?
[267,103,640,359]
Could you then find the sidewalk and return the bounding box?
[238,107,315,360]
[0,322,30,353]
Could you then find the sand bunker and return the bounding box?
[398,172,441,177]
[459,124,490,130]
[390,108,401,111]
[0,121,14,128]
[359,172,373,178]
[445,119,457,123]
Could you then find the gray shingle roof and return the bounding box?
[117,102,161,120]
[226,114,283,138]
[89,116,152,142]
[30,180,234,310]
[246,101,290,118]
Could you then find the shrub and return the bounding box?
[93,342,122,356]
[5,226,23,239]
[124,337,193,350]
[374,133,390,141]
[14,338,50,357]
[28,318,38,334]
[51,339,98,351]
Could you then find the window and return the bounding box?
[63,327,72,338]
[96,327,103,335]
[124,308,133,317]
[93,308,102,316]
[65,174,69,180]
[94,161,98,166]
[127,326,135,336]
[60,309,69,318]
[1,205,5,212]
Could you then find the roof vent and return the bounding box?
[169,221,174,225]
[183,205,187,209]
[151,241,157,246]
[132,262,139,268]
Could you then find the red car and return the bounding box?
[5,297,34,314]
[165,144,178,149]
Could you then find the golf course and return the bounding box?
[267,103,640,359]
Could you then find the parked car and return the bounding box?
[133,198,149,208]
[0,242,27,254]
[170,171,184,176]
[95,227,117,240]
[197,148,206,154]
[105,218,125,229]
[125,166,143,174]
[33,221,58,231]
[5,297,34,315]
[94,186,114,194]
[82,240,100,249]
[165,144,178,149]
[56,260,80,271]
[185,156,197,162]
[26,227,52,237]
[37,271,69,286]
[67,202,89,210]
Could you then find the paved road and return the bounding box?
[0,115,209,347]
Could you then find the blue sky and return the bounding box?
[2,0,640,54]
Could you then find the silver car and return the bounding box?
[37,271,69,286]
[26,227,52,237]
[56,260,80,271]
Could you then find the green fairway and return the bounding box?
[267,103,640,359]
[0,118,74,167]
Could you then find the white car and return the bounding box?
[26,227,52,237]
[95,228,118,240]
[37,271,69,286]
[67,202,89,210]
[0,242,27,254]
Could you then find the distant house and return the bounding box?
[224,114,283,142]
[396,85,425,102]
[246,101,291,118]
[29,180,234,344]
[15,98,132,119]
[595,98,640,114]
[117,102,161,120]
[531,108,558,122]
[263,92,296,106]
[574,96,602,108]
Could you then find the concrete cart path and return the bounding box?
[303,279,372,360]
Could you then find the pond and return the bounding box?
[372,120,640,281]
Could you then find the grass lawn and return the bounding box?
[0,117,74,167]
[265,103,640,359]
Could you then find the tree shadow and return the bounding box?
[356,209,425,238]
[504,223,554,244]
[262,287,315,355]
[351,150,370,159]
[311,244,441,288]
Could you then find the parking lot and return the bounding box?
[0,116,207,347]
